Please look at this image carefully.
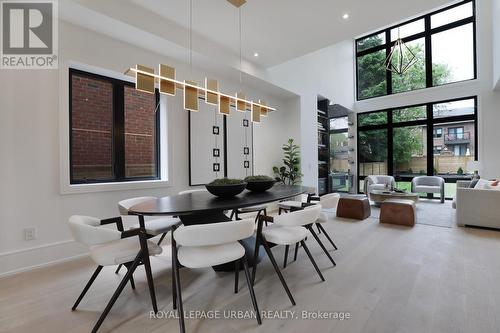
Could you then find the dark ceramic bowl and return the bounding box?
[205,183,247,197]
[245,180,276,192]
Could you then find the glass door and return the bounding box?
[330,117,351,192]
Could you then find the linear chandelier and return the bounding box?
[124,65,272,123]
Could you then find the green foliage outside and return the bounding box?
[273,138,302,185]
[357,35,451,99]
[357,35,452,168]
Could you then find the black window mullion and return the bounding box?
[426,103,434,176]
[113,82,125,180]
[387,110,394,176]
[385,30,392,95]
[425,16,433,88]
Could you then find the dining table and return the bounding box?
[126,184,312,308]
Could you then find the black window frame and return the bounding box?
[357,96,478,199]
[433,128,443,138]
[69,68,161,184]
[355,0,477,101]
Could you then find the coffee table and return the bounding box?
[369,190,419,205]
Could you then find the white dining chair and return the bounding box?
[114,196,181,274]
[171,219,261,333]
[68,215,162,333]
[251,205,325,306]
[310,193,340,250]
[229,204,268,225]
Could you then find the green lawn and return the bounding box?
[396,181,457,199]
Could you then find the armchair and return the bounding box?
[411,176,445,203]
[364,175,396,198]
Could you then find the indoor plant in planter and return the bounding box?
[273,138,303,185]
[244,175,276,192]
[205,178,247,197]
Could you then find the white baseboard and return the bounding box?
[0,240,89,279]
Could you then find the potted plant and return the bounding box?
[273,138,303,185]
[244,175,276,192]
[205,178,247,197]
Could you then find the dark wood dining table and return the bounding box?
[126,184,311,307]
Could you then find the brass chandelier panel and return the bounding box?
[126,64,274,121]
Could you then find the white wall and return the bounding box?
[0,21,299,276]
[493,0,500,89]
[263,41,355,188]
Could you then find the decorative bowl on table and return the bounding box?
[205,178,247,198]
[244,175,276,192]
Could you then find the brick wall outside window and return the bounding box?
[124,86,157,177]
[70,72,158,182]
[71,75,113,180]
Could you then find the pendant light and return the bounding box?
[384,26,417,75]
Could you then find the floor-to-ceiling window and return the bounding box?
[355,0,476,100]
[357,96,477,199]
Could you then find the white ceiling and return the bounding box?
[128,0,451,68]
[62,0,452,71]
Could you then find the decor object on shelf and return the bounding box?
[466,160,482,180]
[244,175,276,192]
[273,139,302,185]
[205,178,247,197]
[385,27,417,75]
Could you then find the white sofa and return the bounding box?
[454,180,500,229]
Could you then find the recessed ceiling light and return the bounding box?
[342,13,349,20]
[254,52,259,57]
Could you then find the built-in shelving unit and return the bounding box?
[317,99,330,195]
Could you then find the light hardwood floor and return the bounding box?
[2,211,500,333]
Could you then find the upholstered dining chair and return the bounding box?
[114,196,181,274]
[229,204,268,224]
[68,215,162,333]
[171,219,261,333]
[308,193,340,251]
[252,205,326,306]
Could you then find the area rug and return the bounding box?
[369,200,455,228]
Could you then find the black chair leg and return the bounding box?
[171,227,177,310]
[251,235,261,286]
[283,245,289,268]
[138,230,159,313]
[263,209,268,226]
[261,237,296,306]
[124,264,136,290]
[229,209,235,220]
[317,224,338,250]
[242,255,262,325]
[317,224,322,234]
[91,254,141,333]
[307,225,336,266]
[172,244,186,333]
[72,265,103,311]
[234,259,240,294]
[293,242,299,261]
[300,240,325,282]
[114,264,122,274]
[157,232,167,246]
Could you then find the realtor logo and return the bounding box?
[1,0,58,69]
